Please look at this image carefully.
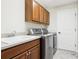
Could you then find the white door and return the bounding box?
[74,8,78,52]
[57,7,78,52]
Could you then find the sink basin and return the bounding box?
[1,35,40,50]
[1,35,33,44]
[1,41,9,48]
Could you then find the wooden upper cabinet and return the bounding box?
[46,11,49,24]
[44,9,49,24]
[40,6,49,24]
[25,0,33,21]
[32,1,40,22]
[40,7,44,23]
[25,0,49,25]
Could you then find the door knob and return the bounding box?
[58,32,61,34]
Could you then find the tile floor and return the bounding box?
[53,49,78,59]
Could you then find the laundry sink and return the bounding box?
[1,35,40,44]
[1,41,9,48]
[1,35,33,44]
[1,35,40,50]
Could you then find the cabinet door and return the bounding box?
[25,0,33,21]
[32,1,40,22]
[30,45,40,59]
[12,51,28,59]
[40,7,44,23]
[44,9,49,24]
[46,11,49,24]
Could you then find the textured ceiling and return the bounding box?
[35,0,78,9]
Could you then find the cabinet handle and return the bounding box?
[29,51,31,55]
[27,51,31,56]
[27,53,29,56]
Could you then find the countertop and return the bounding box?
[1,33,53,50]
[1,35,41,50]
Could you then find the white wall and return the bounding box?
[1,0,47,34]
[25,22,47,33]
[47,9,57,32]
[47,3,77,33]
[48,3,78,51]
[56,3,78,52]
[1,0,26,34]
